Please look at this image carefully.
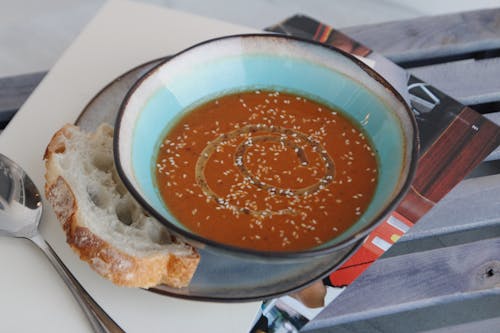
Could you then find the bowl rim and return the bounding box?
[114,33,419,260]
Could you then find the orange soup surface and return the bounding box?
[155,90,378,251]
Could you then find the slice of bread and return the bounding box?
[44,123,200,288]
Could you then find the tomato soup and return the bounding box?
[155,90,378,251]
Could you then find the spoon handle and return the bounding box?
[30,233,125,333]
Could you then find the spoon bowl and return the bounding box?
[0,153,124,333]
[0,154,42,238]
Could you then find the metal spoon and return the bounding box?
[0,153,124,333]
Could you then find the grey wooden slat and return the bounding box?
[417,317,500,333]
[384,173,500,256]
[0,71,45,122]
[486,111,500,123]
[304,289,500,333]
[342,8,500,64]
[407,57,500,105]
[484,113,500,162]
[304,237,500,332]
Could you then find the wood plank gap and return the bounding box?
[342,8,500,64]
[397,48,500,69]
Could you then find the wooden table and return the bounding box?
[1,7,499,333]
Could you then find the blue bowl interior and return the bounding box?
[119,36,413,251]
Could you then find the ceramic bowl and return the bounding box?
[114,34,418,260]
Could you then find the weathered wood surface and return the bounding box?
[386,173,500,256]
[305,289,500,333]
[342,8,500,64]
[408,57,500,106]
[484,113,500,162]
[0,71,45,125]
[304,238,500,332]
[343,9,500,109]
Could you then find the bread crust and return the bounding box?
[44,124,199,288]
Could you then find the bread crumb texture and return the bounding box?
[44,124,199,288]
